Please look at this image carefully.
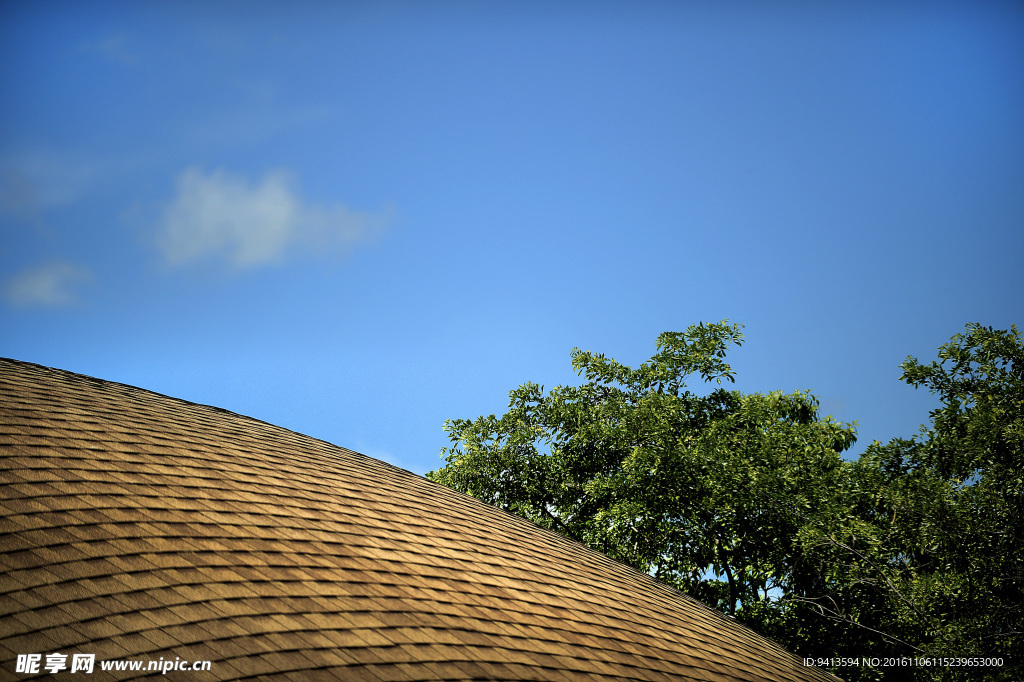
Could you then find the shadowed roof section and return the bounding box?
[0,358,839,681]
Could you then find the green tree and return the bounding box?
[427,321,857,623]
[798,323,1022,680]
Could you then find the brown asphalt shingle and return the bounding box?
[1,358,840,681]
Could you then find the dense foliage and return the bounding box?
[427,322,1022,681]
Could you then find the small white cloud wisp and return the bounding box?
[157,167,390,270]
[2,262,92,308]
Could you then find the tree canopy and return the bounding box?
[427,322,1022,681]
[794,323,1023,679]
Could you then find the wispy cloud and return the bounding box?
[79,33,138,66]
[187,105,333,149]
[156,167,391,270]
[2,262,92,308]
[0,151,99,215]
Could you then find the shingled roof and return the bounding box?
[1,358,839,681]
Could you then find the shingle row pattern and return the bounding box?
[0,358,839,681]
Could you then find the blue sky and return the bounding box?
[2,0,1022,475]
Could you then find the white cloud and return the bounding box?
[2,262,92,308]
[157,167,390,270]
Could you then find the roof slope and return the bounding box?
[0,358,838,681]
